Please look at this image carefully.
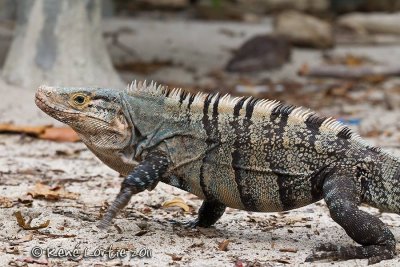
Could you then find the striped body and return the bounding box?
[120,82,393,212]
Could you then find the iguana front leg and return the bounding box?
[98,151,169,229]
[306,173,396,264]
[172,199,226,228]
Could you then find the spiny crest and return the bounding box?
[126,80,166,96]
[124,80,378,149]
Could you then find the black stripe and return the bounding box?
[187,94,195,110]
[304,114,324,152]
[179,91,188,106]
[233,97,246,116]
[199,94,215,200]
[305,114,325,131]
[270,103,295,123]
[276,174,296,210]
[268,103,297,210]
[337,127,352,139]
[230,98,260,211]
[165,88,171,98]
[212,94,221,135]
[245,97,258,119]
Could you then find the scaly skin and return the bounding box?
[35,81,400,264]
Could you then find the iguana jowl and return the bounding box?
[35,81,399,264]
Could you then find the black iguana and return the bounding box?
[35,81,399,264]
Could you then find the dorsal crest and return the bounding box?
[124,80,386,154]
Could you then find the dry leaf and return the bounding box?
[0,123,80,142]
[0,196,13,208]
[16,257,48,265]
[218,239,230,251]
[6,246,19,255]
[279,248,298,253]
[275,259,291,264]
[0,124,49,136]
[9,233,33,246]
[297,63,309,76]
[18,195,33,206]
[39,127,80,142]
[14,211,50,230]
[135,230,149,236]
[27,183,79,200]
[167,253,183,261]
[162,197,190,212]
[33,231,76,238]
[115,60,173,75]
[345,54,364,67]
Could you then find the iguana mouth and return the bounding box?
[35,90,79,116]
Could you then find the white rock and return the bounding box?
[274,10,333,48]
[338,12,400,35]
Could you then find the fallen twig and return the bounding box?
[299,64,400,80]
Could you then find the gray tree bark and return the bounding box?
[2,0,123,89]
[0,0,16,21]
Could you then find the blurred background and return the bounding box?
[1,0,400,146]
[1,2,400,266]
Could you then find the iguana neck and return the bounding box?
[121,92,202,157]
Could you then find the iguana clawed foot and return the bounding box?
[169,218,202,228]
[305,243,395,265]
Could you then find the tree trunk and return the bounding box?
[0,0,16,21]
[2,0,123,89]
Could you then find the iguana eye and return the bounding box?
[73,95,86,105]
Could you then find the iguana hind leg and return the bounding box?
[306,173,396,264]
[98,151,169,229]
[171,199,226,228]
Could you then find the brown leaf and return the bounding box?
[9,233,33,246]
[0,123,80,142]
[134,230,149,236]
[18,195,33,206]
[0,124,49,136]
[279,248,298,253]
[167,253,182,261]
[16,257,48,265]
[275,259,291,264]
[6,246,20,255]
[218,239,230,251]
[162,197,190,212]
[0,196,13,208]
[14,211,50,230]
[115,60,173,75]
[114,224,123,234]
[188,241,204,248]
[38,127,80,142]
[297,63,309,76]
[33,231,76,238]
[345,54,365,67]
[27,183,79,201]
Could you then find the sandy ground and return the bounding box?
[1,18,400,267]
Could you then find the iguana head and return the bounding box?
[35,85,132,150]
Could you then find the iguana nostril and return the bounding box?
[45,91,51,97]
